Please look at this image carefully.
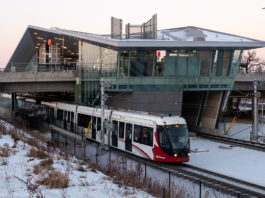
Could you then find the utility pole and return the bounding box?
[253,80,258,141]
[100,78,105,147]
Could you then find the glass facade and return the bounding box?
[117,49,241,78]
[78,43,242,104]
[80,41,118,70]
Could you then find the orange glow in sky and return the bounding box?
[1,0,265,68]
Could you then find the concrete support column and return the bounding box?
[11,92,17,118]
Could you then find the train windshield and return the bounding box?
[157,124,189,151]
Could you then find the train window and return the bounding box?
[119,122,125,139]
[97,117,101,131]
[157,126,172,155]
[133,125,153,146]
[57,109,63,121]
[78,114,91,128]
[112,121,118,147]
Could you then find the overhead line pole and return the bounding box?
[253,80,258,141]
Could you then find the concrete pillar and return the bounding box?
[11,92,17,118]
[200,91,223,129]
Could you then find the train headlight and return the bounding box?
[174,154,178,157]
[188,153,190,156]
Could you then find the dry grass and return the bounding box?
[27,148,49,159]
[88,163,98,173]
[37,170,69,189]
[40,158,53,170]
[76,165,86,172]
[26,138,40,149]
[33,165,41,175]
[0,147,9,157]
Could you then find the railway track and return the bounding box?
[51,127,265,197]
[193,131,265,152]
[113,147,265,197]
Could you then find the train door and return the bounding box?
[112,121,118,147]
[125,123,132,152]
[92,116,96,140]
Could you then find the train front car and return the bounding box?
[152,116,190,163]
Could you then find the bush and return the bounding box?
[0,147,9,157]
[37,170,69,189]
[76,165,86,172]
[33,165,41,175]
[40,158,53,170]
[27,148,48,159]
[26,138,40,149]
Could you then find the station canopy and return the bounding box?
[5,25,265,71]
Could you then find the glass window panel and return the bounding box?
[222,51,232,76]
[143,51,154,76]
[188,51,200,76]
[119,122,125,138]
[119,51,129,77]
[212,50,219,76]
[78,113,91,128]
[199,51,212,76]
[97,117,101,131]
[155,50,166,76]
[176,50,189,76]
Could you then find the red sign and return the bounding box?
[157,51,161,57]
[48,39,52,46]
[81,41,83,46]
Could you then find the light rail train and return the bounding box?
[48,102,190,163]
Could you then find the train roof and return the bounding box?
[53,102,186,125]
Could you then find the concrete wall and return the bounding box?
[106,91,183,115]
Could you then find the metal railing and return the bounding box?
[7,62,77,72]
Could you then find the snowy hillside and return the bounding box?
[0,120,153,198]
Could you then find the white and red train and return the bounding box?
[50,102,190,163]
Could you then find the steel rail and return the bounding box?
[192,131,265,152]
[51,126,265,197]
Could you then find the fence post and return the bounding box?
[199,180,202,198]
[168,171,171,198]
[73,137,76,156]
[83,140,86,160]
[144,163,147,183]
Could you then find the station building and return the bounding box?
[5,15,265,130]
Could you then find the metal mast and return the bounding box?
[253,80,258,141]
[100,78,105,147]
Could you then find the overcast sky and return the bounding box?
[1,0,265,68]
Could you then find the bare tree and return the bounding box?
[241,50,265,73]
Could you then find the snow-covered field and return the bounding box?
[0,121,153,198]
[188,136,265,187]
[221,121,265,141]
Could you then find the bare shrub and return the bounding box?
[11,132,20,143]
[33,165,41,175]
[37,170,69,189]
[0,147,9,157]
[76,165,86,172]
[26,138,40,149]
[27,148,49,159]
[39,158,53,170]
[1,158,8,166]
[88,163,98,173]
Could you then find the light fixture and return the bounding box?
[34,32,38,35]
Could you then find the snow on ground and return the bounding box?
[222,121,265,141]
[0,121,153,198]
[188,136,265,187]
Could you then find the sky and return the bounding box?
[1,0,265,68]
